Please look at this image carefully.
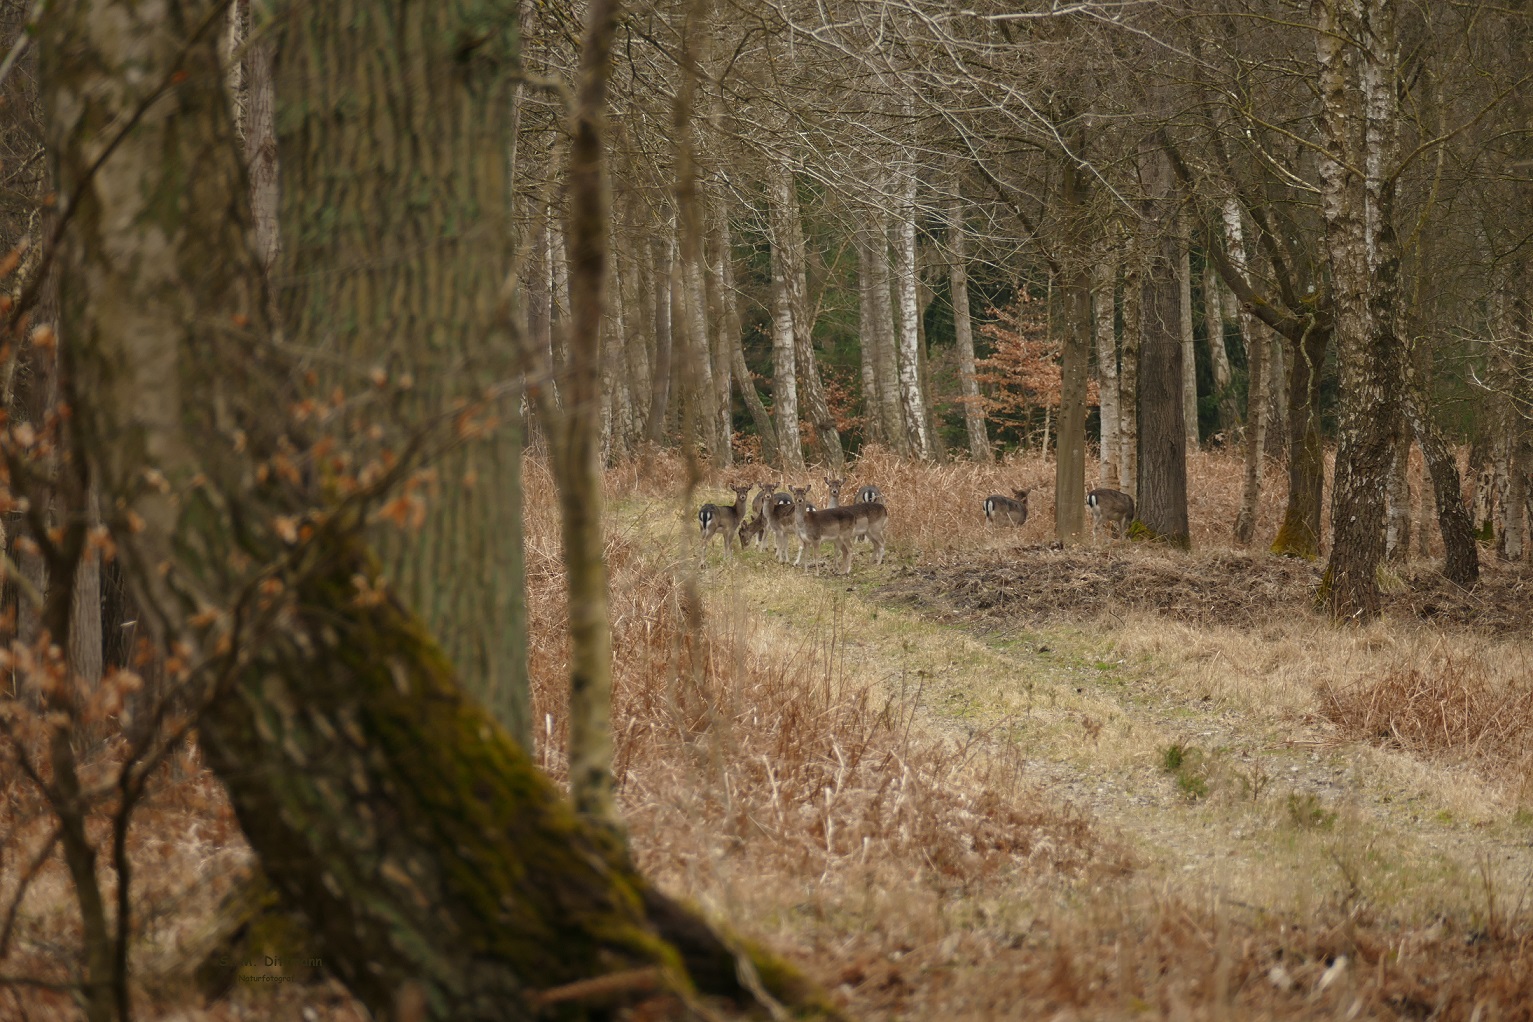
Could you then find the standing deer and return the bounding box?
[698,483,754,563]
[789,485,889,573]
[768,488,802,562]
[1087,488,1135,542]
[983,488,1031,528]
[855,483,882,505]
[824,476,844,508]
[740,480,779,549]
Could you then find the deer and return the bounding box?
[824,476,844,508]
[767,487,802,562]
[983,488,1031,528]
[698,483,754,563]
[846,483,884,545]
[740,480,779,549]
[789,485,888,573]
[1087,488,1135,543]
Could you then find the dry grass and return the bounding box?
[1318,652,1533,780]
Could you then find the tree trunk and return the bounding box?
[1203,257,1238,435]
[1401,351,1479,586]
[552,0,622,823]
[1266,325,1289,458]
[768,170,805,472]
[42,3,839,1018]
[716,212,778,465]
[1179,222,1199,452]
[949,196,990,461]
[1055,165,1091,542]
[1318,0,1407,623]
[647,237,675,446]
[1228,201,1267,546]
[671,15,721,465]
[272,0,533,740]
[894,170,932,457]
[1386,435,1412,561]
[865,204,908,454]
[857,229,884,448]
[1136,150,1190,548]
[770,164,843,473]
[1269,326,1329,558]
[617,227,654,440]
[1119,238,1142,501]
[1093,238,1121,487]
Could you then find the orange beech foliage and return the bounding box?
[975,295,1099,433]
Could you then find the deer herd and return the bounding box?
[698,476,1137,573]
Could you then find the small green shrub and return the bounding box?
[1286,792,1337,831]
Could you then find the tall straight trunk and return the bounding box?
[769,188,804,472]
[1119,237,1143,501]
[1318,0,1409,622]
[1270,326,1330,558]
[273,0,532,740]
[1058,269,1091,542]
[615,237,653,446]
[550,220,572,376]
[894,170,932,457]
[1093,239,1121,487]
[605,275,632,462]
[647,237,674,445]
[1227,201,1267,546]
[1136,147,1190,547]
[1179,223,1199,451]
[949,196,990,461]
[527,213,556,422]
[770,163,842,472]
[554,0,621,821]
[705,221,734,466]
[857,238,883,447]
[1266,332,1289,457]
[1056,165,1091,542]
[726,318,780,466]
[680,250,720,458]
[915,291,947,464]
[864,207,908,454]
[716,211,776,465]
[1505,438,1529,561]
[1203,257,1237,434]
[671,12,721,464]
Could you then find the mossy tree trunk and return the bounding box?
[272,0,530,744]
[41,2,837,1019]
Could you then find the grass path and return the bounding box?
[688,533,1533,934]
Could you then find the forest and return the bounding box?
[0,0,1530,1020]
